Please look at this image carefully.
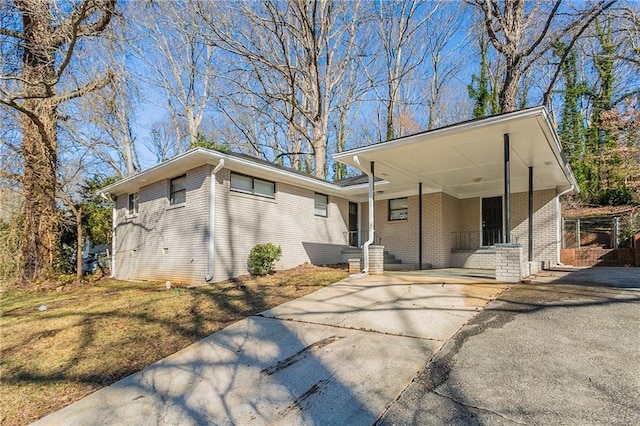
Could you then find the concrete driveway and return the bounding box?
[33,271,506,425]
[379,267,640,425]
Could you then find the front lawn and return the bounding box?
[0,264,348,426]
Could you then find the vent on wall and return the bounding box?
[163,247,169,255]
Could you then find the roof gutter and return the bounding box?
[353,155,374,274]
[99,191,116,278]
[555,183,575,266]
[205,159,225,282]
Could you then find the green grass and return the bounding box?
[0,265,348,426]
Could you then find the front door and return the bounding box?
[482,196,503,246]
[348,202,358,247]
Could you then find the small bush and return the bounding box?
[248,243,282,276]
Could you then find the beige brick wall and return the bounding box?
[371,195,420,264]
[359,189,560,269]
[115,166,350,284]
[450,251,496,269]
[510,189,558,264]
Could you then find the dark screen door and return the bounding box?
[349,202,358,247]
[482,196,503,246]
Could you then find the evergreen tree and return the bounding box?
[468,34,491,118]
[554,41,588,193]
[586,17,618,202]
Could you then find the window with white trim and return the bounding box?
[170,175,186,205]
[314,193,328,217]
[230,172,275,198]
[389,197,408,221]
[128,192,139,215]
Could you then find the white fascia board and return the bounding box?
[99,149,218,196]
[333,106,547,163]
[537,109,580,194]
[99,148,385,198]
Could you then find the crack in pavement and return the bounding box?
[254,314,446,342]
[427,387,531,425]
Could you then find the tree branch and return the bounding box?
[541,0,617,106]
[51,0,116,48]
[50,70,113,105]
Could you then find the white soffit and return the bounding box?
[334,107,577,199]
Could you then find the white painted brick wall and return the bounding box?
[213,168,349,282]
[114,164,210,283]
[115,165,350,284]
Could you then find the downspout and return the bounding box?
[100,192,116,278]
[555,184,575,266]
[205,159,225,282]
[353,155,375,274]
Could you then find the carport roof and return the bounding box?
[333,106,579,199]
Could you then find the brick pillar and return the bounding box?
[634,233,640,267]
[368,245,384,275]
[495,243,523,283]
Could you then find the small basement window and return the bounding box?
[170,175,186,205]
[314,193,328,217]
[128,192,139,215]
[389,197,408,221]
[230,172,275,198]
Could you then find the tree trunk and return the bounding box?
[500,58,521,113]
[20,9,59,280]
[21,103,59,281]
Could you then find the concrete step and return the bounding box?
[384,263,418,271]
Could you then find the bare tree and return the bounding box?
[367,0,437,140]
[199,0,364,178]
[72,19,140,178]
[422,3,471,129]
[0,0,116,280]
[131,0,216,153]
[470,0,616,112]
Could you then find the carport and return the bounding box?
[334,106,580,280]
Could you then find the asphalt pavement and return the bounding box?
[378,268,640,425]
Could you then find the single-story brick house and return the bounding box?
[100,107,578,283]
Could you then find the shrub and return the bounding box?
[248,243,282,276]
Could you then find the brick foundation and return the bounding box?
[348,258,361,274]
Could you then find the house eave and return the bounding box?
[99,148,390,199]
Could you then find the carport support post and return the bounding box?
[418,182,423,270]
[371,161,375,232]
[504,134,511,244]
[528,166,533,261]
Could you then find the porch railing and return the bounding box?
[343,230,370,247]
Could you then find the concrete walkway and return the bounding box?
[33,271,506,425]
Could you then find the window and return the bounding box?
[128,192,139,215]
[230,172,275,198]
[170,175,186,205]
[314,193,328,217]
[389,197,408,221]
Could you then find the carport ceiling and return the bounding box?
[334,107,577,199]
